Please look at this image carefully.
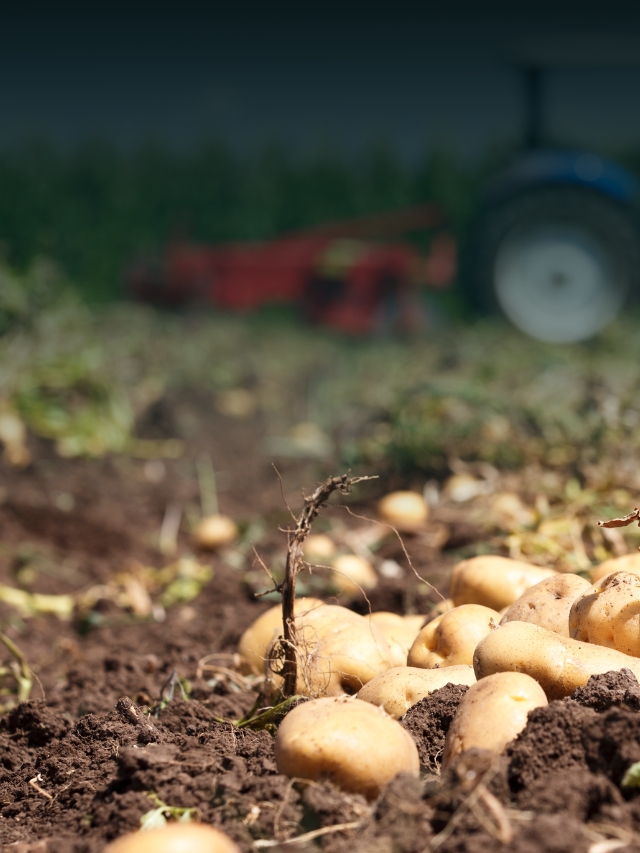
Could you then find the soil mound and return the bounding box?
[507,700,596,791]
[570,667,640,712]
[400,682,470,771]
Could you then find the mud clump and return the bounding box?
[517,768,627,824]
[0,701,72,747]
[507,701,596,791]
[351,773,434,853]
[400,682,470,771]
[569,667,640,712]
[508,671,640,793]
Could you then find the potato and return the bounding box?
[266,604,393,697]
[442,672,547,768]
[103,823,240,853]
[489,492,536,530]
[443,473,486,503]
[450,555,557,610]
[194,514,238,549]
[356,664,476,718]
[369,612,426,667]
[275,696,419,799]
[303,533,337,562]
[590,552,640,583]
[570,571,640,655]
[403,614,429,634]
[378,490,429,530]
[501,574,591,637]
[331,554,378,595]
[473,620,640,700]
[0,410,30,466]
[238,598,323,675]
[407,604,500,669]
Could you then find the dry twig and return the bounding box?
[0,631,37,703]
[253,820,362,848]
[273,473,375,697]
[29,774,53,800]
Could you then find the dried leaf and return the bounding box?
[598,509,640,529]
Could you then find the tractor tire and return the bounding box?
[472,186,640,343]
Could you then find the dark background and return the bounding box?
[4,5,640,299]
[6,7,640,156]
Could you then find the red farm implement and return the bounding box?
[128,204,457,334]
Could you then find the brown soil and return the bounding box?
[400,683,470,772]
[3,425,640,852]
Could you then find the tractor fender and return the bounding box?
[482,149,639,208]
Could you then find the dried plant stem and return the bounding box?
[279,473,375,697]
[254,820,362,848]
[0,632,33,703]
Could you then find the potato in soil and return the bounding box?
[103,823,241,853]
[331,553,378,595]
[570,571,640,655]
[474,619,640,699]
[450,555,556,610]
[501,573,590,636]
[238,597,323,674]
[378,490,429,529]
[369,611,426,667]
[442,671,547,768]
[275,695,419,799]
[357,664,476,717]
[407,603,500,668]
[265,604,393,698]
[194,514,238,549]
[590,552,640,583]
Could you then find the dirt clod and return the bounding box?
[400,682,470,771]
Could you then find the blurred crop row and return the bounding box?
[0,140,486,302]
[2,260,640,498]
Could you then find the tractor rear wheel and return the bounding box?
[474,186,639,343]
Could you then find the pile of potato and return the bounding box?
[234,548,640,801]
[103,492,640,850]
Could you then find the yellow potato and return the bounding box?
[369,612,426,667]
[590,552,640,583]
[331,554,378,595]
[442,672,547,768]
[194,514,238,549]
[303,534,337,562]
[501,574,591,637]
[473,620,640,700]
[489,492,536,530]
[407,604,500,669]
[356,664,476,718]
[266,604,393,698]
[404,614,429,633]
[443,473,486,503]
[450,555,556,611]
[0,409,31,466]
[378,490,429,530]
[275,696,419,799]
[570,571,640,655]
[103,823,240,853]
[238,598,323,675]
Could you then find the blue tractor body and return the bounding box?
[486,149,639,207]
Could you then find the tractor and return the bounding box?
[470,34,640,343]
[129,36,640,343]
